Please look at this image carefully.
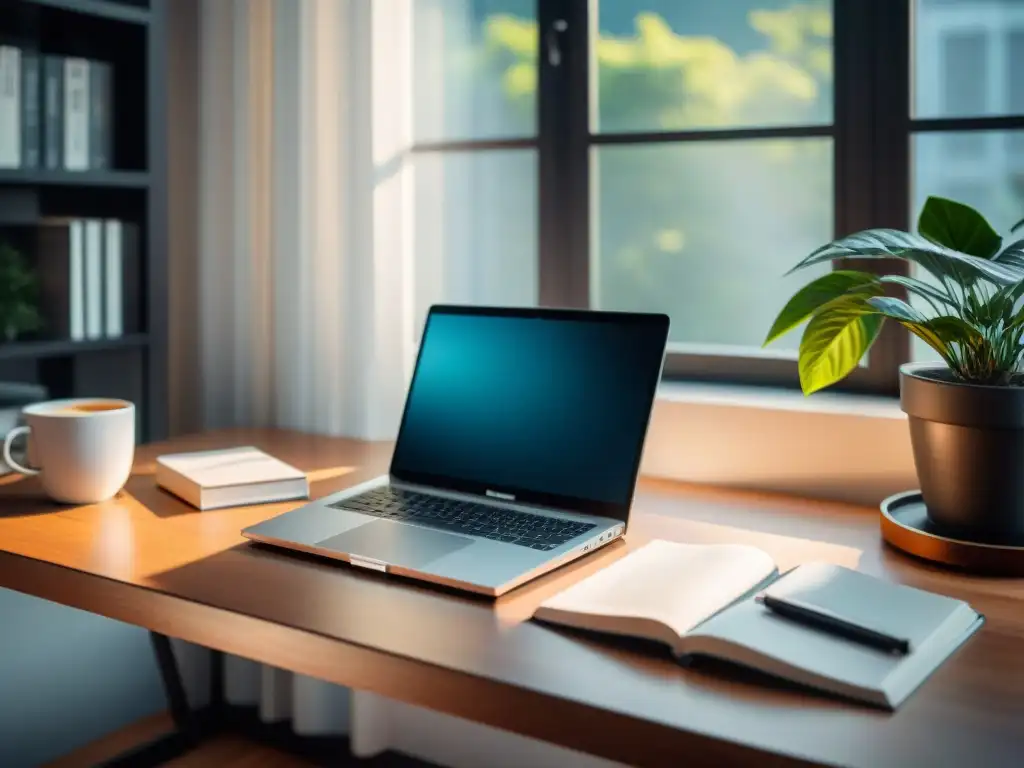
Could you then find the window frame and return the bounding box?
[540,0,911,396]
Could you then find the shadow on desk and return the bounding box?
[0,476,76,518]
[123,475,199,519]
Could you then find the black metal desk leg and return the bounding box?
[94,634,210,767]
[149,632,199,737]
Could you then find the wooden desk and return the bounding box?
[1,429,1022,768]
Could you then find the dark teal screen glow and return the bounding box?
[391,309,668,516]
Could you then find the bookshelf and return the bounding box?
[0,168,151,187]
[25,0,151,25]
[0,0,167,441]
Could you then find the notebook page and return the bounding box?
[684,563,977,698]
[538,540,777,637]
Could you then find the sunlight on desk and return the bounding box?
[306,466,357,484]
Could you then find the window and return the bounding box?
[1007,30,1024,152]
[411,0,539,320]
[587,1,834,381]
[939,33,987,156]
[911,0,1024,361]
[411,1,1024,395]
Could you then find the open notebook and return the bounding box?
[534,540,983,709]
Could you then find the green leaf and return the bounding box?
[926,315,983,345]
[764,270,879,346]
[1008,303,1024,331]
[877,275,955,308]
[917,196,1002,258]
[788,228,1024,286]
[990,280,1024,319]
[798,295,883,395]
[864,297,966,363]
[996,238,1024,271]
[865,295,928,324]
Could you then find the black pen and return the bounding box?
[758,593,912,656]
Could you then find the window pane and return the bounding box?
[592,139,832,351]
[593,1,833,133]
[910,130,1024,361]
[1010,31,1024,153]
[914,0,1024,119]
[412,0,536,143]
[413,150,537,322]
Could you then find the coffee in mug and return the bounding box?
[53,402,129,414]
[2,398,136,504]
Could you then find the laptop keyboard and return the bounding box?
[328,487,596,551]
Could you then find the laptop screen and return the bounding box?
[390,306,669,521]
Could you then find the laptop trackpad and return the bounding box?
[316,519,473,569]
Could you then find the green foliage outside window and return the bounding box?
[464,4,834,348]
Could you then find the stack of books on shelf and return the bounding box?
[1,219,140,343]
[0,45,113,171]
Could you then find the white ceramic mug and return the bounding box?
[2,398,136,504]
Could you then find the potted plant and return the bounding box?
[0,241,42,343]
[766,196,1024,541]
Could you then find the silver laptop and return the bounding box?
[242,305,669,596]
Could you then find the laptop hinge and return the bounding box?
[350,555,388,572]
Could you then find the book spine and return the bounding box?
[84,220,103,339]
[88,61,112,170]
[121,222,141,333]
[0,46,21,169]
[68,219,84,339]
[104,219,122,337]
[43,56,63,170]
[69,220,85,340]
[63,58,89,171]
[20,49,40,169]
[103,64,114,167]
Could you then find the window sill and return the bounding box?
[642,382,916,507]
[655,381,905,420]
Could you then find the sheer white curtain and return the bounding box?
[181,1,614,764]
[197,0,414,440]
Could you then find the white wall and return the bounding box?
[0,593,165,767]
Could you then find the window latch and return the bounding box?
[547,19,568,67]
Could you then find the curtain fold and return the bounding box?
[185,0,620,764]
[198,0,414,439]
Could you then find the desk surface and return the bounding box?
[1,429,1022,768]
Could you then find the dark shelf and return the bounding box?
[0,169,150,188]
[1,0,168,439]
[0,334,150,361]
[22,0,151,25]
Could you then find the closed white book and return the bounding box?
[84,219,103,339]
[63,57,89,170]
[0,46,21,168]
[68,220,85,340]
[156,446,310,511]
[534,541,983,710]
[104,219,122,337]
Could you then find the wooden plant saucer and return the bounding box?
[881,491,1024,576]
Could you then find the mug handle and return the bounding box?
[3,426,39,476]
